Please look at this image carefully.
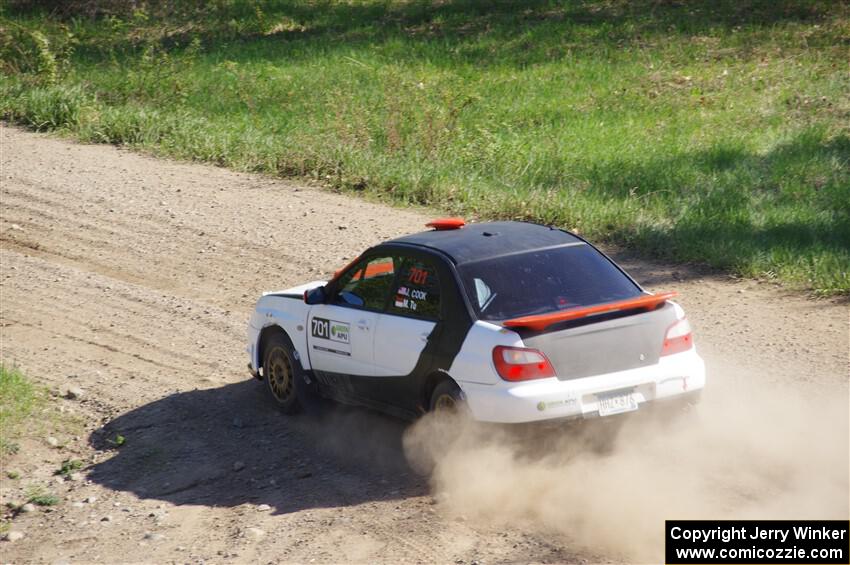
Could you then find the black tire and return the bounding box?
[404,379,469,476]
[262,332,302,414]
[429,379,467,415]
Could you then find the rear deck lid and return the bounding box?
[520,303,678,380]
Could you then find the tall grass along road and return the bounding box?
[1,0,848,293]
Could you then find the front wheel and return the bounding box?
[262,333,302,414]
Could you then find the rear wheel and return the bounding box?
[405,379,470,475]
[262,333,302,414]
[429,379,467,415]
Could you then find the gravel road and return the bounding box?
[1,124,847,564]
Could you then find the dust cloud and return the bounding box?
[403,372,850,562]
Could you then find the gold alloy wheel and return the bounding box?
[434,393,458,413]
[267,348,294,403]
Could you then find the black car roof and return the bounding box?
[382,221,585,265]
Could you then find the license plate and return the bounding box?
[597,391,638,417]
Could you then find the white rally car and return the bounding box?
[246,219,705,423]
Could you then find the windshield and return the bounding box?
[457,244,642,321]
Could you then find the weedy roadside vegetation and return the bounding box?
[1,366,73,530]
[0,365,44,455]
[1,0,848,293]
[0,364,83,444]
[24,486,61,507]
[55,458,84,477]
[0,366,89,524]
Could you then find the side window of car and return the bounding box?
[388,258,441,320]
[334,256,395,310]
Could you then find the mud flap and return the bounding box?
[295,369,329,415]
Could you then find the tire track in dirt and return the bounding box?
[1,186,320,298]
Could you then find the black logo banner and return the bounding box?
[666,520,849,564]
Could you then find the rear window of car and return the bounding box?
[457,244,642,321]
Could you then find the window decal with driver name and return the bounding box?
[390,260,441,319]
[394,286,428,311]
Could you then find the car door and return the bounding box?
[307,255,397,395]
[370,255,442,406]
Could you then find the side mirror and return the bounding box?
[338,290,364,307]
[303,286,326,305]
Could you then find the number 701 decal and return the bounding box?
[311,317,350,344]
[408,267,429,285]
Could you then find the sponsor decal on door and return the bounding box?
[311,317,351,356]
[312,317,350,343]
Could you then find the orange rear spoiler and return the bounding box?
[502,291,677,332]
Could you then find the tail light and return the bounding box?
[662,318,693,356]
[492,346,556,381]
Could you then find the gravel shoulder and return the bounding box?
[1,125,847,564]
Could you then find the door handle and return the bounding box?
[357,320,370,331]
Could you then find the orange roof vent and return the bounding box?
[426,217,466,230]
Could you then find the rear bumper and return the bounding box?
[460,348,705,423]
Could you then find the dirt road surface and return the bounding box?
[1,124,847,564]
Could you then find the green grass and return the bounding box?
[24,486,60,507]
[2,0,848,293]
[0,365,43,454]
[55,458,83,477]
